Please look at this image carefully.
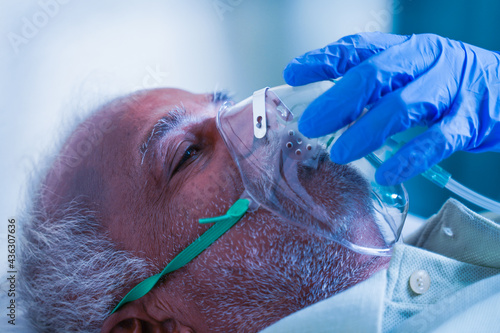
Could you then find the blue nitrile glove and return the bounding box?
[284,32,500,186]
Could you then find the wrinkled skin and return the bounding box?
[41,88,389,332]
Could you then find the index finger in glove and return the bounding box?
[284,32,410,86]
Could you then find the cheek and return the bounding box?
[193,209,306,277]
[173,166,244,223]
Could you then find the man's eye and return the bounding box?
[173,145,199,174]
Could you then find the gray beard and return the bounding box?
[179,211,387,332]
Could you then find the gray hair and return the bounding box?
[18,93,153,332]
[18,196,152,332]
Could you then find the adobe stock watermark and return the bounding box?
[6,218,17,326]
[353,0,404,33]
[212,0,243,21]
[7,0,72,54]
[51,64,169,180]
[379,131,447,185]
[130,65,170,95]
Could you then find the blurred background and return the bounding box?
[1,2,500,325]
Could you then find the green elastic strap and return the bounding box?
[110,198,250,314]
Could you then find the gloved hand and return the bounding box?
[284,32,500,186]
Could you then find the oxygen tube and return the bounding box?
[368,138,500,215]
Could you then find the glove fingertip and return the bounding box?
[375,151,419,186]
[298,119,317,139]
[375,163,407,186]
[330,139,352,165]
[283,62,298,85]
[375,166,404,186]
[283,63,320,86]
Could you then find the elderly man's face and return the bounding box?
[44,88,388,332]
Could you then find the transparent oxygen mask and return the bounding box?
[216,80,408,256]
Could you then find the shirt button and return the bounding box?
[409,270,431,295]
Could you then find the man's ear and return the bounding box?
[101,303,156,333]
[101,302,194,333]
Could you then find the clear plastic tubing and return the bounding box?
[382,138,500,215]
[444,178,500,214]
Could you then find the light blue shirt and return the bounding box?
[261,199,500,332]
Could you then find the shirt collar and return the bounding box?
[407,198,500,268]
